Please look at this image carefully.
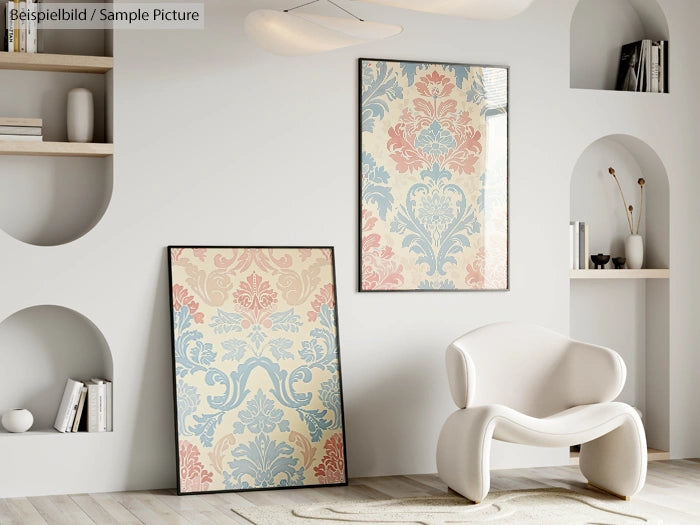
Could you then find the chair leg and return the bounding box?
[579,415,647,499]
[437,409,495,503]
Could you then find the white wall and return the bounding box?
[0,0,698,497]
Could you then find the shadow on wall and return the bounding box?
[343,345,449,478]
[125,249,176,489]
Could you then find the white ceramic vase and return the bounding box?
[67,88,94,143]
[1,408,34,433]
[625,234,644,269]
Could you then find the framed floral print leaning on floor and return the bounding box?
[360,58,509,291]
[168,246,347,494]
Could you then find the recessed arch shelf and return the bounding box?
[0,305,113,434]
[570,0,669,91]
[569,133,670,452]
[0,156,113,246]
[570,133,669,266]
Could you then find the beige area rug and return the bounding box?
[232,488,662,524]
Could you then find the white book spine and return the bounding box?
[571,221,580,270]
[6,1,15,52]
[651,42,660,93]
[26,0,35,53]
[569,223,574,270]
[18,1,25,52]
[0,134,42,141]
[97,381,106,431]
[87,382,99,432]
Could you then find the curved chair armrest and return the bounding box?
[562,341,626,405]
[446,344,474,409]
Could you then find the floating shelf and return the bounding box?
[570,269,669,279]
[0,141,113,157]
[0,52,113,74]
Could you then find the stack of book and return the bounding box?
[569,221,589,270]
[3,0,38,53]
[0,117,42,141]
[615,40,668,93]
[54,377,113,433]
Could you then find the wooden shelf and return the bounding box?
[570,269,670,280]
[570,447,669,466]
[0,141,113,157]
[0,52,113,74]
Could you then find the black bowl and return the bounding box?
[591,253,610,269]
[612,257,626,269]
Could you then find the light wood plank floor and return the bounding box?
[0,459,698,524]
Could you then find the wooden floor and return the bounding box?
[0,459,699,524]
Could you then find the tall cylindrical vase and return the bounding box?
[625,234,644,269]
[67,88,94,143]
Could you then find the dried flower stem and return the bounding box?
[609,167,634,234]
[636,184,644,235]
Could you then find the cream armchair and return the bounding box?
[436,322,647,503]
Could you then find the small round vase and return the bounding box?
[67,88,94,143]
[1,409,34,433]
[625,234,644,269]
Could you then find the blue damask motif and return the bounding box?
[269,309,303,333]
[233,389,290,435]
[390,163,481,276]
[174,306,217,378]
[399,61,429,86]
[183,300,338,447]
[445,64,471,89]
[362,152,394,221]
[176,379,200,436]
[362,61,403,133]
[418,279,457,290]
[223,434,304,489]
[415,121,457,157]
[319,377,342,430]
[209,309,244,334]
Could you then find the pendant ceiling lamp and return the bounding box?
[353,0,535,20]
[245,1,403,56]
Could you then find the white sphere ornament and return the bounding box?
[67,87,94,143]
[1,408,34,433]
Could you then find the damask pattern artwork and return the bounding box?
[168,247,347,494]
[360,59,509,291]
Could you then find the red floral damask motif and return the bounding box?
[172,284,204,324]
[313,433,345,484]
[233,272,277,322]
[387,70,482,177]
[179,440,214,492]
[361,210,404,290]
[307,284,336,322]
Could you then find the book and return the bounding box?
[583,223,590,269]
[0,126,42,135]
[18,1,24,52]
[105,380,112,431]
[25,0,35,53]
[570,221,580,270]
[54,378,84,433]
[651,42,660,93]
[87,379,109,432]
[660,41,668,93]
[569,223,574,270]
[13,0,18,52]
[616,41,643,91]
[0,117,42,126]
[5,1,14,52]
[71,386,88,432]
[0,134,42,141]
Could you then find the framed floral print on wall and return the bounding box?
[168,246,347,494]
[360,58,509,291]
